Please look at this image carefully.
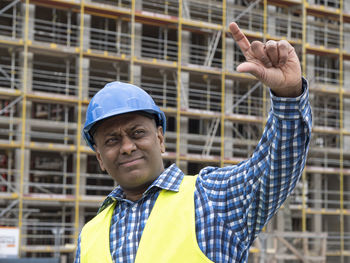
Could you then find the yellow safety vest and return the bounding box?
[80,175,213,262]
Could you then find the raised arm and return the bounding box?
[196,23,312,247]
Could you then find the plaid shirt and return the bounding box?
[75,78,311,262]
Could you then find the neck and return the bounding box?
[125,191,144,202]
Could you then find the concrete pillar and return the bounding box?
[345,1,350,18]
[80,58,90,100]
[178,21,191,173]
[225,38,234,72]
[344,99,350,150]
[22,3,35,41]
[343,23,350,53]
[181,31,191,65]
[77,13,91,98]
[17,9,35,249]
[344,21,350,87]
[78,206,85,236]
[307,15,316,46]
[179,72,189,173]
[344,61,350,92]
[78,13,91,50]
[267,5,276,36]
[226,0,235,25]
[132,17,142,85]
[18,50,34,196]
[79,154,88,196]
[224,79,234,159]
[306,54,315,84]
[311,173,322,250]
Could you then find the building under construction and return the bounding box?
[0,0,349,262]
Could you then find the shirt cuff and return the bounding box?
[270,77,310,121]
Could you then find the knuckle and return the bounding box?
[266,40,275,46]
[278,40,289,50]
[251,41,262,50]
[260,56,268,62]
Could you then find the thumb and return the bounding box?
[236,62,263,80]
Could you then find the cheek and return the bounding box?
[100,149,118,167]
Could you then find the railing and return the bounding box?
[0,11,22,39]
[307,189,350,210]
[312,106,339,128]
[183,0,222,24]
[90,0,131,9]
[181,134,221,156]
[229,4,264,34]
[141,74,177,109]
[140,34,178,62]
[28,170,75,195]
[89,23,131,55]
[307,65,340,86]
[32,60,78,96]
[313,0,340,9]
[0,168,19,194]
[33,16,79,47]
[252,232,327,263]
[307,21,340,49]
[142,0,178,16]
[23,221,75,248]
[0,62,21,90]
[185,37,222,68]
[188,81,221,112]
[267,12,302,41]
[230,94,264,117]
[81,172,115,196]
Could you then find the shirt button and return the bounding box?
[132,206,136,212]
[128,234,133,240]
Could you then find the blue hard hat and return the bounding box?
[83,81,166,151]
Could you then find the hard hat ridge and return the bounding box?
[83,81,166,151]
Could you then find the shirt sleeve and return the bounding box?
[198,78,312,246]
[74,234,81,263]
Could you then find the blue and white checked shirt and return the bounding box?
[75,78,312,262]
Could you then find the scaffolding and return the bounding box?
[0,0,350,262]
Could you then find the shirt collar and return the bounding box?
[144,163,184,194]
[99,163,184,210]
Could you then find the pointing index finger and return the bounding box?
[229,22,250,55]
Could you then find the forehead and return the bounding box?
[95,113,155,134]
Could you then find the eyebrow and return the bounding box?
[103,123,145,137]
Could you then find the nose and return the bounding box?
[120,135,136,155]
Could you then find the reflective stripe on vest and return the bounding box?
[80,175,213,263]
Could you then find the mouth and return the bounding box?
[119,157,144,167]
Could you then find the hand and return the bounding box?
[229,22,302,97]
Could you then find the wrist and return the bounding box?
[273,79,303,98]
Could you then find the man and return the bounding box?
[74,22,312,262]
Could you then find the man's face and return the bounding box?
[93,113,165,194]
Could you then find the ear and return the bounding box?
[94,146,106,172]
[157,126,165,153]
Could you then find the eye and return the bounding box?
[105,137,118,145]
[133,129,145,138]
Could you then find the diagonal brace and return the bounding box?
[0,0,20,16]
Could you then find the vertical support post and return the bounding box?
[176,0,183,166]
[220,0,226,167]
[262,0,267,126]
[301,0,308,257]
[74,0,84,246]
[339,1,344,262]
[130,0,135,84]
[18,0,30,256]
